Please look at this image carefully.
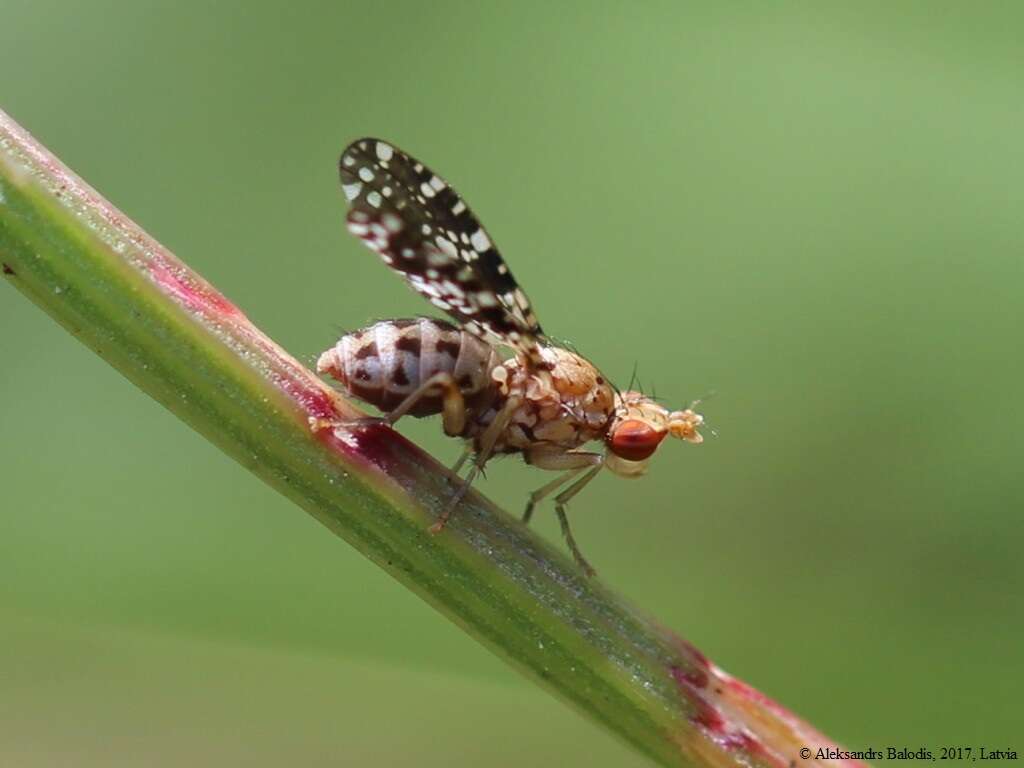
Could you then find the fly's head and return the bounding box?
[604,390,704,477]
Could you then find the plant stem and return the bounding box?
[0,109,862,768]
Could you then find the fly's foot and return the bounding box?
[522,498,537,525]
[556,504,596,578]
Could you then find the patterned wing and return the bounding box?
[338,137,545,365]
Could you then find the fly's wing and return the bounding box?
[339,138,545,367]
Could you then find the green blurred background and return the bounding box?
[2,2,1021,765]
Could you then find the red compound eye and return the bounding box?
[607,419,666,461]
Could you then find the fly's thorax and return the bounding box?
[487,345,616,452]
[317,317,500,416]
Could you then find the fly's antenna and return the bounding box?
[689,389,718,438]
[689,388,717,410]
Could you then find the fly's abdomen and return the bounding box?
[317,317,500,416]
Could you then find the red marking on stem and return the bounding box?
[692,699,726,732]
[343,421,414,470]
[672,638,711,687]
[724,673,796,719]
[672,661,709,689]
[148,259,343,425]
[314,418,444,509]
[149,261,242,318]
[669,649,791,768]
[716,731,774,762]
[316,420,446,499]
[246,353,339,424]
[670,665,723,731]
[1,111,370,472]
[680,639,710,669]
[292,385,340,422]
[709,665,866,767]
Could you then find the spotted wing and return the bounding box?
[339,137,544,365]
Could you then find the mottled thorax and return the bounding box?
[484,346,616,454]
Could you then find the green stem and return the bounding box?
[0,109,860,768]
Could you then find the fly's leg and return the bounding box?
[430,397,520,534]
[385,372,466,436]
[443,447,472,491]
[522,449,604,575]
[313,372,467,436]
[553,466,603,577]
[523,470,585,525]
[521,449,603,524]
[448,448,472,480]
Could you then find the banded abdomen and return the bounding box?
[317,317,501,417]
